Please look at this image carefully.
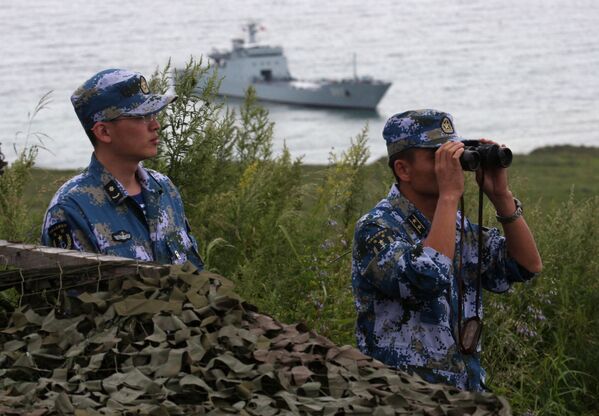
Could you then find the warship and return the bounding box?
[203,23,391,110]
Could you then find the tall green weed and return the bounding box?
[0,92,51,242]
[147,58,371,344]
[484,194,599,415]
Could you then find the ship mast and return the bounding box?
[247,22,258,44]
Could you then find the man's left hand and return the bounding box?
[475,139,514,214]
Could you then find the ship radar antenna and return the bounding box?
[247,21,259,44]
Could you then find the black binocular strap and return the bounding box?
[457,170,484,351]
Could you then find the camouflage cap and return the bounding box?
[71,68,177,130]
[383,109,463,157]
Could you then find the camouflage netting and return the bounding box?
[0,263,511,415]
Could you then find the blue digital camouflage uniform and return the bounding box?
[41,154,203,269]
[352,109,535,391]
[41,68,203,270]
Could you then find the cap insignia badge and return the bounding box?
[139,76,150,94]
[441,117,454,134]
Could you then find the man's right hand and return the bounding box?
[423,141,465,260]
[435,141,465,199]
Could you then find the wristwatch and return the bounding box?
[496,198,523,224]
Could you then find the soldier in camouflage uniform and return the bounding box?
[352,109,542,391]
[41,69,203,270]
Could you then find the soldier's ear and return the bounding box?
[91,122,113,145]
[393,159,412,182]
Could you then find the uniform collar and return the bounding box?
[387,184,431,238]
[136,163,162,194]
[87,153,163,205]
[387,184,466,235]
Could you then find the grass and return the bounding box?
[25,168,79,216]
[23,144,599,221]
[18,149,598,416]
[510,145,599,207]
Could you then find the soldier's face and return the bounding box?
[104,116,161,162]
[405,149,439,196]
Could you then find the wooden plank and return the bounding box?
[0,240,166,274]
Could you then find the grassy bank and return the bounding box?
[19,144,599,235]
[10,146,599,415]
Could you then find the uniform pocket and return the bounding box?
[104,240,152,262]
[420,297,450,325]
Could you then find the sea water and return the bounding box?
[1,0,598,168]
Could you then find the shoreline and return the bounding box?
[25,144,599,172]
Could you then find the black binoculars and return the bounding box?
[459,140,512,171]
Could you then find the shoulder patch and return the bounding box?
[112,230,132,242]
[48,222,73,249]
[366,228,397,255]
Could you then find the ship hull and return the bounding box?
[216,79,391,110]
[197,24,391,110]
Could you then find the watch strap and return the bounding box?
[496,197,523,224]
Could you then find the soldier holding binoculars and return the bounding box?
[351,109,542,391]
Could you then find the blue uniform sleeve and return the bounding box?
[159,175,204,271]
[479,225,537,293]
[183,217,204,271]
[41,202,99,253]
[353,220,453,297]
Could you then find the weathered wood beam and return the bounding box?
[0,240,167,280]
